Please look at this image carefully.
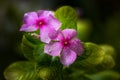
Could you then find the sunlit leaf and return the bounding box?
[4,61,40,80]
[55,6,78,29]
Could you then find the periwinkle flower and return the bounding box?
[20,10,61,43]
[44,29,84,66]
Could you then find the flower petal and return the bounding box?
[37,10,54,17]
[23,12,38,25]
[46,15,61,30]
[70,38,84,56]
[48,29,59,39]
[37,10,61,30]
[40,26,57,43]
[60,47,77,67]
[62,29,77,40]
[44,42,62,56]
[50,30,64,41]
[20,24,38,32]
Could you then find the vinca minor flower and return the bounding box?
[20,10,61,43]
[44,29,84,66]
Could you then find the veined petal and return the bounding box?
[70,38,84,56]
[20,24,38,32]
[23,12,38,25]
[37,10,54,17]
[44,42,62,56]
[62,29,77,40]
[60,47,77,67]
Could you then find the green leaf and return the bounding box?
[38,66,63,80]
[55,6,78,29]
[21,35,36,60]
[99,45,116,58]
[33,44,51,64]
[4,61,40,80]
[95,55,115,70]
[24,33,41,45]
[73,42,105,69]
[21,34,52,64]
[95,45,116,70]
[87,71,120,80]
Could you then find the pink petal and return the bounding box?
[40,26,57,43]
[37,10,61,30]
[20,24,39,32]
[51,30,64,41]
[37,10,54,17]
[48,29,59,39]
[70,38,84,56]
[62,29,77,40]
[46,15,61,30]
[23,12,38,25]
[44,42,62,56]
[60,47,77,67]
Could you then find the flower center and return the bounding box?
[64,41,68,45]
[62,39,70,46]
[36,19,45,28]
[39,21,43,25]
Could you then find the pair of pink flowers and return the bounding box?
[20,10,84,66]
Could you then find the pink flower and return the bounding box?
[44,29,84,66]
[20,10,61,43]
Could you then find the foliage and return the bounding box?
[4,6,120,80]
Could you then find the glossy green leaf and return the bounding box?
[55,6,78,29]
[4,61,40,80]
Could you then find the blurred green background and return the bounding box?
[0,0,120,80]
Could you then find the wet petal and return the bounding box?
[62,29,77,40]
[23,12,38,25]
[70,38,84,56]
[20,24,38,32]
[44,42,62,56]
[60,47,77,67]
[37,10,54,17]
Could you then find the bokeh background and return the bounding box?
[0,0,120,80]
